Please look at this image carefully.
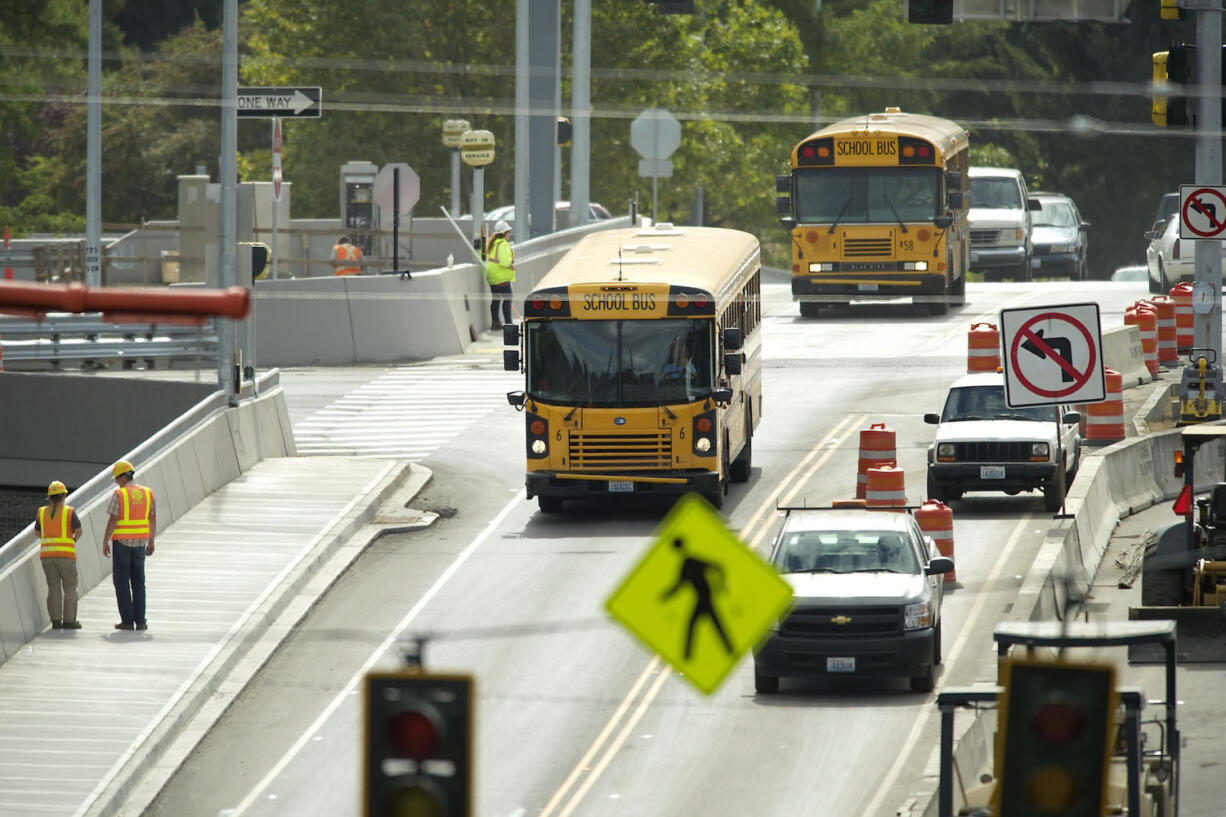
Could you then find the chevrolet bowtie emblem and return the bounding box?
[831,615,852,625]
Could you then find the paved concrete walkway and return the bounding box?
[0,456,427,817]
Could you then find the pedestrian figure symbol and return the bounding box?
[660,537,734,660]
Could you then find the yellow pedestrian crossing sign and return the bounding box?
[605,493,794,695]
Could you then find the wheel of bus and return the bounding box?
[927,291,948,316]
[799,301,821,318]
[730,411,753,483]
[537,495,564,513]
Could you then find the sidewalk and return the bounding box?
[0,456,433,817]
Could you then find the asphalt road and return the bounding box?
[144,277,1159,817]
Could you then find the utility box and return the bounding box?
[340,160,378,258]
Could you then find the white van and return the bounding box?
[968,167,1041,282]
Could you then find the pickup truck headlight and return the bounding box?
[904,600,932,630]
[1031,442,1050,459]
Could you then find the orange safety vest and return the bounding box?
[38,504,76,559]
[112,485,153,539]
[333,243,362,276]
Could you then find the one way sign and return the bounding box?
[1000,303,1105,407]
[237,86,322,119]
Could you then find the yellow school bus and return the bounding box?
[776,106,971,316]
[503,224,762,513]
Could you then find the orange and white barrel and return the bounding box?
[1125,304,1158,379]
[967,322,1001,374]
[865,465,906,508]
[915,499,956,584]
[1085,367,1125,446]
[856,423,897,499]
[1147,295,1179,367]
[1170,281,1194,353]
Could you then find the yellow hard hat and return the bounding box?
[112,460,134,479]
[47,481,67,497]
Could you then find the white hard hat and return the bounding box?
[494,220,511,234]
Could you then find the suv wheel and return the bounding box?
[754,666,779,694]
[1042,473,1065,513]
[926,470,961,504]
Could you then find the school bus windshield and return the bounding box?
[795,166,941,223]
[525,318,714,407]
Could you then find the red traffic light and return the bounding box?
[1031,700,1085,744]
[390,709,443,761]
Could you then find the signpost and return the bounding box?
[461,130,496,243]
[374,163,420,277]
[631,108,681,224]
[605,494,793,695]
[236,86,322,118]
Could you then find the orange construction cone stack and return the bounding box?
[1170,282,1194,353]
[856,423,896,499]
[865,465,906,508]
[1125,304,1159,380]
[915,499,956,583]
[967,322,1001,373]
[1147,295,1180,367]
[1084,367,1125,446]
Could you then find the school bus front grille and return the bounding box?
[843,238,893,257]
[569,432,672,470]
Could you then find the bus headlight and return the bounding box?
[808,262,834,273]
[904,600,932,630]
[696,437,712,453]
[531,439,547,455]
[903,261,929,271]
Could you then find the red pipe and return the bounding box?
[0,282,250,319]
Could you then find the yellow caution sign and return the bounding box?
[605,493,794,695]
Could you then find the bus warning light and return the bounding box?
[694,294,709,309]
[549,295,563,310]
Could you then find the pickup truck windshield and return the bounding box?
[774,530,919,574]
[525,318,714,407]
[941,385,1056,423]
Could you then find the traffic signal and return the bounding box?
[556,117,572,148]
[1152,45,1193,127]
[1161,0,1185,20]
[994,658,1117,817]
[908,0,954,24]
[363,671,473,817]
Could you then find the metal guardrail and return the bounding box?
[0,313,217,368]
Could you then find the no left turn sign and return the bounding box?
[1000,303,1105,407]
[1180,184,1226,239]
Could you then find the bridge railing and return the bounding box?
[0,313,217,369]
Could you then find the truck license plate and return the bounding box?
[827,657,855,673]
[608,480,634,493]
[981,465,1006,479]
[970,251,979,263]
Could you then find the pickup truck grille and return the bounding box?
[781,605,901,637]
[951,441,1032,462]
[970,229,1002,247]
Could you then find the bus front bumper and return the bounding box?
[526,471,720,501]
[791,272,950,301]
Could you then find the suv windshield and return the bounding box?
[970,178,1022,209]
[773,529,919,574]
[794,167,940,223]
[525,318,714,407]
[942,385,1057,422]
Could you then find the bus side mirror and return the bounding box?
[945,170,963,189]
[777,196,791,215]
[724,353,742,376]
[946,191,965,209]
[934,214,954,230]
[776,174,791,193]
[722,327,742,350]
[712,386,733,404]
[779,216,796,230]
[503,323,520,345]
[503,350,521,372]
[506,390,525,407]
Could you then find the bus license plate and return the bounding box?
[608,481,634,493]
[858,283,878,292]
[981,465,1006,479]
[828,657,855,673]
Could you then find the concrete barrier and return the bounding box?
[0,372,294,665]
[1103,324,1149,388]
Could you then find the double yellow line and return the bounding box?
[538,412,868,817]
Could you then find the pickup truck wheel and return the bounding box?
[910,661,935,693]
[934,621,943,665]
[754,666,779,694]
[1042,478,1064,513]
[926,471,961,503]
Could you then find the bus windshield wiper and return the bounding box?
[883,192,908,233]
[827,195,853,235]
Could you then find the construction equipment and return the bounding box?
[1130,425,1226,662]
[1177,348,1222,425]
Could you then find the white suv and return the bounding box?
[924,372,1081,512]
[968,167,1041,282]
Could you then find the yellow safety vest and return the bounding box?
[38,504,76,559]
[112,485,153,539]
[485,237,516,285]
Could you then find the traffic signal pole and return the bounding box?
[1193,6,1223,378]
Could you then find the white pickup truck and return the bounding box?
[923,372,1081,512]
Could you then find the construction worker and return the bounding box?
[485,220,516,329]
[35,480,82,630]
[101,460,156,631]
[331,234,363,276]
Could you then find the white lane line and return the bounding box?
[226,489,528,816]
[859,511,1033,817]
